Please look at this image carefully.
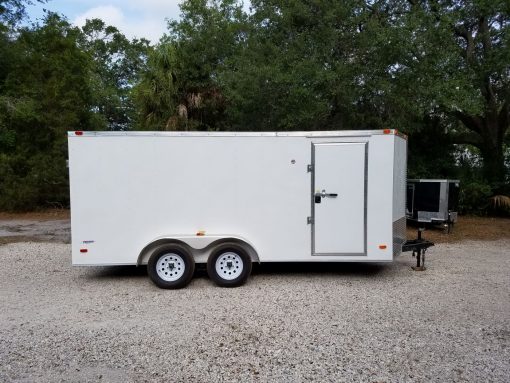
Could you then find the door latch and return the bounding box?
[315,189,338,198]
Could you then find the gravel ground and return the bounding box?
[0,240,509,382]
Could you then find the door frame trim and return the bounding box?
[310,141,368,256]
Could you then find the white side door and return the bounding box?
[312,142,367,255]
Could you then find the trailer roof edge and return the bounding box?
[408,179,461,183]
[68,130,402,138]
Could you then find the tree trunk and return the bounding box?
[478,119,507,192]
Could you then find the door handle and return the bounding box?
[315,190,338,198]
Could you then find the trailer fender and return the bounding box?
[137,235,260,265]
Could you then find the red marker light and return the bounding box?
[383,129,391,135]
[75,131,83,136]
[80,248,88,253]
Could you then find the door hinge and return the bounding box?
[307,216,313,224]
[307,164,313,173]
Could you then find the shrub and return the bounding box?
[458,181,492,215]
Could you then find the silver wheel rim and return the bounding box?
[215,251,244,281]
[156,253,185,282]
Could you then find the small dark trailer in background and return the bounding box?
[406,179,460,233]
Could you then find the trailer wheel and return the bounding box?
[147,244,195,289]
[207,243,252,287]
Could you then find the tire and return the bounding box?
[207,243,252,287]
[147,244,195,289]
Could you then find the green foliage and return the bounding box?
[134,0,247,131]
[221,0,356,131]
[391,0,510,188]
[459,181,492,215]
[133,44,179,130]
[0,0,45,27]
[80,19,150,130]
[0,13,99,210]
[407,116,458,179]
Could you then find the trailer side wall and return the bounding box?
[68,132,402,265]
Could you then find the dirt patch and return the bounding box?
[407,216,510,243]
[0,209,70,244]
[0,209,70,221]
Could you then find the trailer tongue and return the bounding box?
[402,229,434,271]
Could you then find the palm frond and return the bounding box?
[489,195,510,211]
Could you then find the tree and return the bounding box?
[0,13,100,209]
[382,0,509,190]
[1,1,45,89]
[133,43,181,130]
[80,19,150,130]
[448,1,509,189]
[222,0,358,131]
[135,0,247,131]
[0,0,45,27]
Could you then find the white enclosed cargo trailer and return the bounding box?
[68,130,407,288]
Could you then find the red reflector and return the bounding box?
[383,129,391,134]
[379,245,387,250]
[75,131,83,136]
[80,248,88,253]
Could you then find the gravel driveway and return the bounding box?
[0,239,509,382]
